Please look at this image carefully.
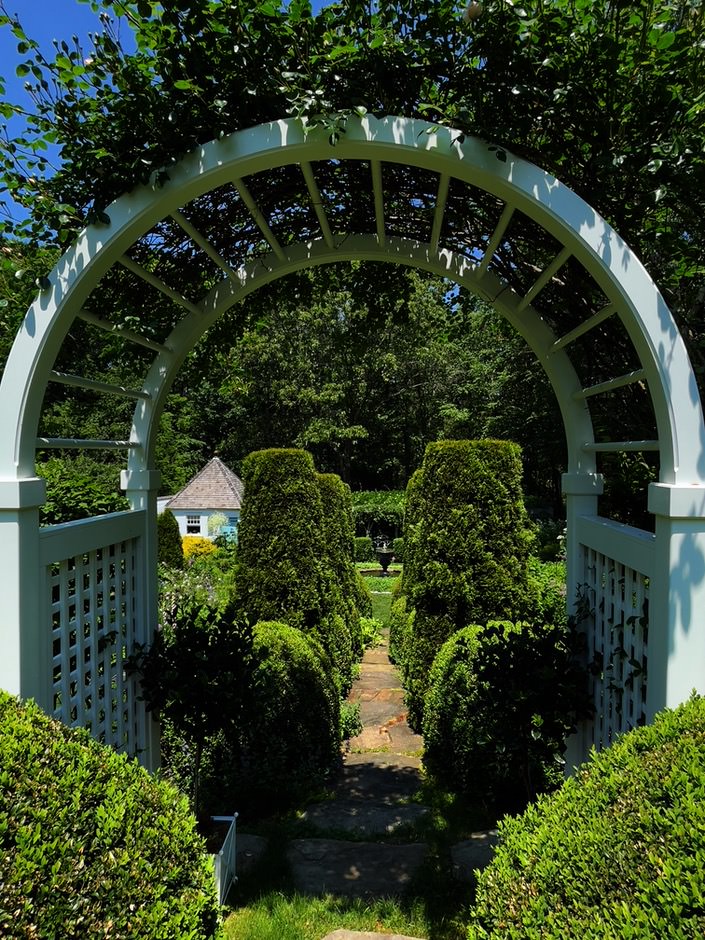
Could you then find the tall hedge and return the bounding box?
[401,440,535,729]
[157,508,184,568]
[0,691,220,939]
[468,696,705,938]
[234,448,349,690]
[317,472,363,672]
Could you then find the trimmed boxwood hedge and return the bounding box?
[317,472,363,669]
[468,695,705,938]
[422,619,588,812]
[354,535,376,562]
[401,440,536,730]
[234,448,351,690]
[0,690,220,939]
[231,621,341,811]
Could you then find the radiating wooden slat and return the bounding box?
[232,177,286,261]
[548,303,618,353]
[574,369,647,400]
[76,308,171,354]
[49,371,151,401]
[171,209,240,279]
[429,173,450,254]
[36,437,136,450]
[301,162,335,249]
[371,160,385,247]
[119,255,202,317]
[477,203,514,273]
[582,440,659,453]
[516,245,572,312]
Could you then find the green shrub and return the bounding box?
[157,508,184,568]
[136,581,251,813]
[360,615,384,648]
[317,472,363,674]
[232,621,341,812]
[392,536,404,562]
[0,691,220,940]
[526,556,567,625]
[37,454,129,524]
[340,701,363,740]
[468,696,705,939]
[234,449,349,690]
[354,568,374,617]
[388,595,411,666]
[422,619,588,812]
[354,535,376,562]
[401,440,536,729]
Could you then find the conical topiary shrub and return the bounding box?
[157,508,184,569]
[234,448,348,690]
[401,439,535,730]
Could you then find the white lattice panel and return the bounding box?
[48,537,139,754]
[582,546,648,749]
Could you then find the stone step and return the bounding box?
[301,798,430,836]
[286,838,429,898]
[337,752,423,801]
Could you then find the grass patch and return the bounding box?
[371,590,393,623]
[223,893,429,940]
[223,777,496,940]
[362,572,399,624]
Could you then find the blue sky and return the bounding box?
[1,1,129,105]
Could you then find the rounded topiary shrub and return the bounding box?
[468,696,705,939]
[0,691,220,940]
[157,507,184,568]
[422,619,587,812]
[233,621,341,812]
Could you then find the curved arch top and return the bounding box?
[1,115,704,489]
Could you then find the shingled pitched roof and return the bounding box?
[166,457,244,511]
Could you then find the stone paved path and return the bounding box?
[241,623,497,927]
[287,627,432,899]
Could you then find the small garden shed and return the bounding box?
[165,457,244,540]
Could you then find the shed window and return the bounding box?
[186,514,201,534]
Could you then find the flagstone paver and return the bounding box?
[285,623,496,908]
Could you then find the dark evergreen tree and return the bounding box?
[156,509,184,569]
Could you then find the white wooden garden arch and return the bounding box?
[1,116,704,770]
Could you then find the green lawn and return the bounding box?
[364,572,399,624]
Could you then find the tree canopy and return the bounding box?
[0,0,703,511]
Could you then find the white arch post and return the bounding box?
[1,116,704,768]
